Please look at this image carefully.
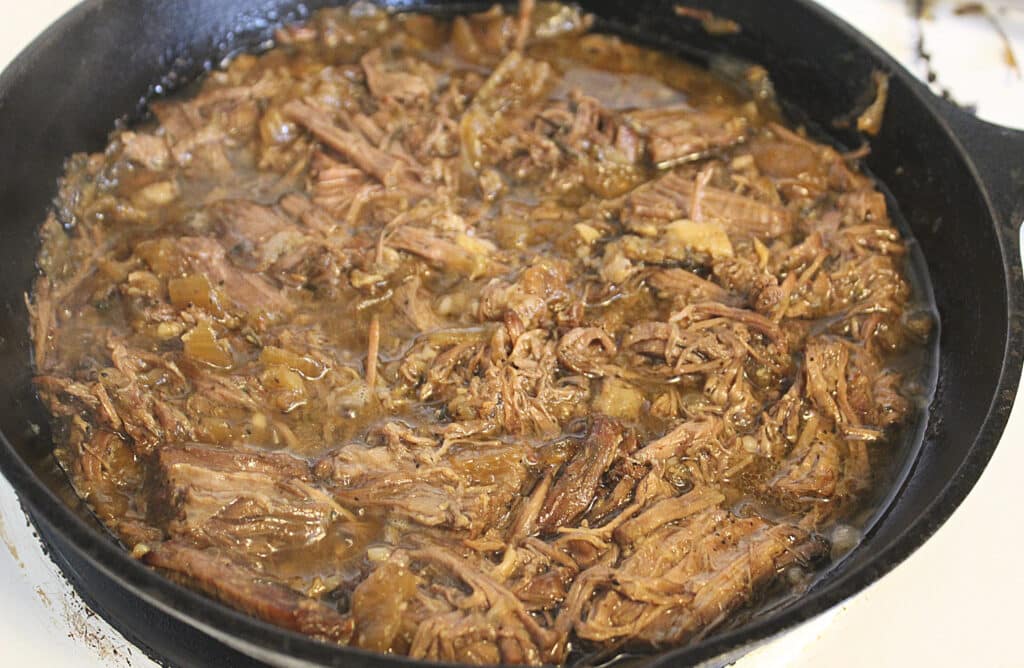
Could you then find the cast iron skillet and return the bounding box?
[0,1,1022,666]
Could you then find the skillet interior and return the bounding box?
[0,1,1021,666]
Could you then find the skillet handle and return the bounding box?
[926,95,1024,237]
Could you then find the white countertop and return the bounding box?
[1,2,1022,666]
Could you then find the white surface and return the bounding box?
[1,2,1022,667]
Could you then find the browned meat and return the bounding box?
[622,298,789,427]
[393,276,447,331]
[350,561,421,652]
[560,509,827,648]
[770,433,841,500]
[460,51,557,171]
[143,541,354,642]
[175,236,292,317]
[387,225,500,278]
[417,330,590,437]
[647,267,740,306]
[803,336,900,441]
[626,171,793,238]
[409,547,561,664]
[631,523,827,647]
[31,3,931,664]
[633,419,721,463]
[208,199,301,267]
[307,152,374,220]
[612,487,725,545]
[321,438,530,533]
[624,106,749,167]
[479,259,574,338]
[337,476,472,529]
[361,48,436,105]
[538,417,626,532]
[556,327,616,376]
[38,341,194,454]
[119,131,172,170]
[148,443,335,557]
[284,99,427,192]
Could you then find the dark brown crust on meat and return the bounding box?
[143,541,354,642]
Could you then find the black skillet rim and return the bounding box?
[1,0,1022,666]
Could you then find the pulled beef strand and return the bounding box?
[28,2,931,665]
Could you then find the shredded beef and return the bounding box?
[29,2,933,664]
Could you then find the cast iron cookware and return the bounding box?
[0,1,1022,666]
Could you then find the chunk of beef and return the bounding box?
[208,200,300,267]
[556,327,616,377]
[119,131,172,171]
[206,199,351,292]
[143,541,353,642]
[320,438,530,533]
[361,48,436,105]
[544,89,644,163]
[335,475,472,529]
[508,473,553,542]
[559,509,828,649]
[479,259,574,339]
[633,419,721,463]
[408,547,560,664]
[148,77,282,176]
[770,433,841,500]
[763,403,876,521]
[628,522,827,647]
[624,106,748,167]
[647,268,740,306]
[623,319,738,381]
[424,330,591,437]
[713,253,786,316]
[747,377,805,460]
[319,442,471,528]
[37,341,195,454]
[626,171,793,238]
[538,417,626,533]
[460,51,558,170]
[802,340,860,432]
[148,443,338,558]
[393,276,448,331]
[387,225,500,278]
[351,561,421,653]
[284,100,427,192]
[623,302,788,409]
[612,487,725,546]
[176,236,291,318]
[689,301,784,341]
[562,93,615,152]
[307,152,375,221]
